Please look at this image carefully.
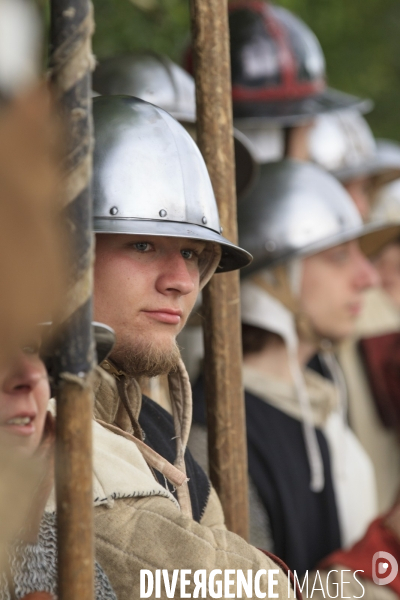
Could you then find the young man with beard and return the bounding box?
[90,95,295,600]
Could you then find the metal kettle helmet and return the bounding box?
[92,95,252,281]
[93,53,194,122]
[190,0,369,128]
[93,52,257,197]
[227,1,370,126]
[371,142,400,223]
[238,159,400,276]
[371,178,400,225]
[309,111,400,187]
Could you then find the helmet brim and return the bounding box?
[306,221,400,262]
[241,221,400,276]
[94,217,253,273]
[233,89,372,127]
[232,128,260,197]
[359,221,400,257]
[333,155,400,187]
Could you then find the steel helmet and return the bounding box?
[228,1,371,125]
[374,139,400,188]
[93,53,257,197]
[309,111,400,186]
[184,1,370,127]
[238,159,400,275]
[93,53,194,122]
[92,95,252,278]
[371,143,400,223]
[233,125,284,164]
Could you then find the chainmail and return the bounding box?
[0,512,116,600]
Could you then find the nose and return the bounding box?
[2,353,45,395]
[354,250,381,290]
[156,252,197,296]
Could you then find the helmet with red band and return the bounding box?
[184,0,371,127]
[229,0,370,125]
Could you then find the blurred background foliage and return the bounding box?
[278,0,400,141]
[41,0,400,141]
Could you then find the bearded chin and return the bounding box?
[110,335,181,378]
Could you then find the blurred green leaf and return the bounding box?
[128,0,158,12]
[93,0,190,62]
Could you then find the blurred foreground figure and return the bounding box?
[309,112,400,220]
[0,54,65,596]
[0,332,116,600]
[0,85,64,365]
[89,95,296,600]
[0,0,63,359]
[0,4,113,592]
[190,159,400,575]
[0,347,54,600]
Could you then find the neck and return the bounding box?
[243,336,317,383]
[298,338,318,368]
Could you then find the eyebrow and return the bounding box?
[184,240,206,249]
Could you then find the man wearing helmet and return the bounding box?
[310,119,400,513]
[224,0,400,557]
[334,160,400,517]
[89,95,293,600]
[191,158,400,580]
[93,52,258,390]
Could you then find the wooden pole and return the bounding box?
[50,2,95,599]
[190,0,249,539]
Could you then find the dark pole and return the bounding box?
[50,2,95,599]
[190,0,249,539]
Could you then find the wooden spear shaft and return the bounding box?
[50,1,95,599]
[190,0,249,539]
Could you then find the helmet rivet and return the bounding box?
[265,240,276,252]
[110,206,118,215]
[202,216,208,224]
[159,209,167,218]
[220,226,223,233]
